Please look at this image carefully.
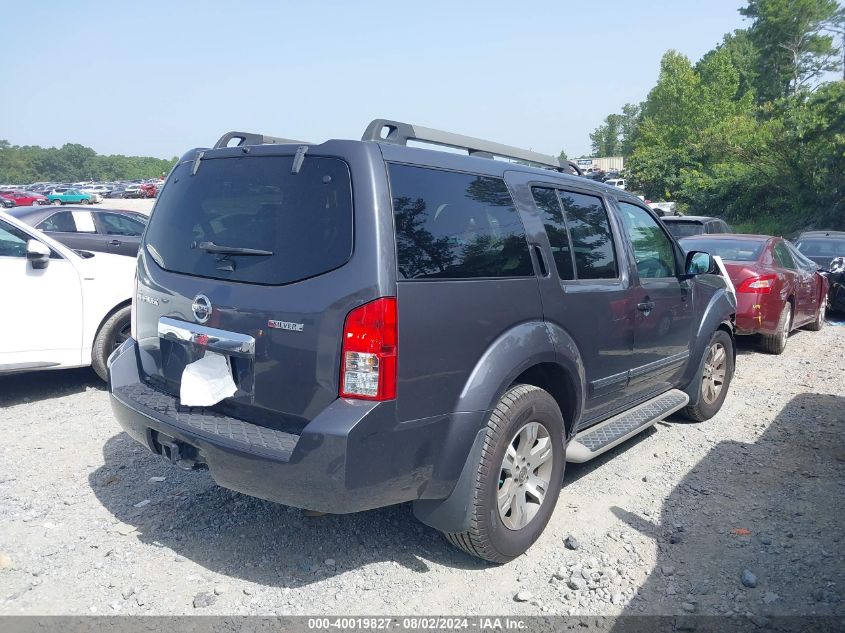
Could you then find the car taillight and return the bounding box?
[736,274,777,294]
[130,273,138,339]
[340,297,397,401]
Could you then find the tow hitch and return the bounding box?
[151,431,202,470]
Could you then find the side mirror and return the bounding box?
[684,250,717,277]
[26,239,51,269]
[830,256,845,274]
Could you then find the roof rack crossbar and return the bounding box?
[362,119,582,175]
[213,131,309,150]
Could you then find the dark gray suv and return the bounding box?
[108,120,736,562]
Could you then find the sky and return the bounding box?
[0,1,752,160]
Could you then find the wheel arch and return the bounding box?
[414,321,586,533]
[90,299,132,357]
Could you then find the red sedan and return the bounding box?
[680,234,828,354]
[0,190,48,206]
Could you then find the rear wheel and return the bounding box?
[442,384,565,563]
[760,303,791,354]
[52,199,62,205]
[682,329,734,422]
[92,306,131,382]
[805,300,826,331]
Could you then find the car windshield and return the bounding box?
[663,220,705,238]
[680,237,765,261]
[795,238,845,257]
[144,155,353,285]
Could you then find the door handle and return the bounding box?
[637,301,654,315]
[531,245,548,277]
[108,239,121,246]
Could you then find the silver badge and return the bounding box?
[191,294,212,324]
[268,320,304,332]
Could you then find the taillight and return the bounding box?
[130,273,138,339]
[340,297,397,401]
[736,274,777,294]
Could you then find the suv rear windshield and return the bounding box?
[662,220,705,238]
[795,238,845,257]
[144,155,353,285]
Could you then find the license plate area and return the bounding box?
[158,317,256,401]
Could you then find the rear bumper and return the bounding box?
[734,293,781,335]
[108,338,482,514]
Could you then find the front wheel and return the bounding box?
[51,199,62,205]
[682,329,735,422]
[91,306,131,382]
[442,384,565,563]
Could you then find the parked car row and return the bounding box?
[2,178,166,202]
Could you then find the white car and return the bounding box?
[78,184,110,201]
[0,211,136,381]
[605,178,626,190]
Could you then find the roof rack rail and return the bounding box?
[213,131,308,150]
[362,119,583,176]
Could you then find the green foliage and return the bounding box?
[0,141,177,183]
[740,0,843,100]
[593,0,845,233]
[558,149,569,161]
[589,103,640,157]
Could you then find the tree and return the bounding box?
[589,113,623,156]
[558,149,568,161]
[0,141,176,183]
[741,0,843,100]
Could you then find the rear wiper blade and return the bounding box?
[195,241,273,256]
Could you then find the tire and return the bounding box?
[804,299,826,331]
[91,306,131,382]
[52,199,62,206]
[442,384,565,563]
[682,329,735,422]
[760,302,792,354]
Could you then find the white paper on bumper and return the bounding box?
[179,352,237,407]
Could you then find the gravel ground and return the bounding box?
[0,322,843,618]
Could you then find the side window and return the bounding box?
[39,212,76,232]
[388,164,532,280]
[0,219,29,258]
[99,212,145,236]
[786,242,816,271]
[617,201,677,279]
[531,187,574,280]
[773,241,795,269]
[558,191,618,279]
[38,211,96,233]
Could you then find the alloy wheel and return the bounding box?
[498,421,554,530]
[701,342,727,405]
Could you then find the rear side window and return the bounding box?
[388,164,532,279]
[558,191,618,279]
[144,156,353,285]
[773,241,795,269]
[531,187,574,280]
[39,210,96,233]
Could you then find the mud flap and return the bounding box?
[412,427,486,533]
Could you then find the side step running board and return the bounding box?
[566,389,689,463]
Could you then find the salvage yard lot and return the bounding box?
[0,325,843,618]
